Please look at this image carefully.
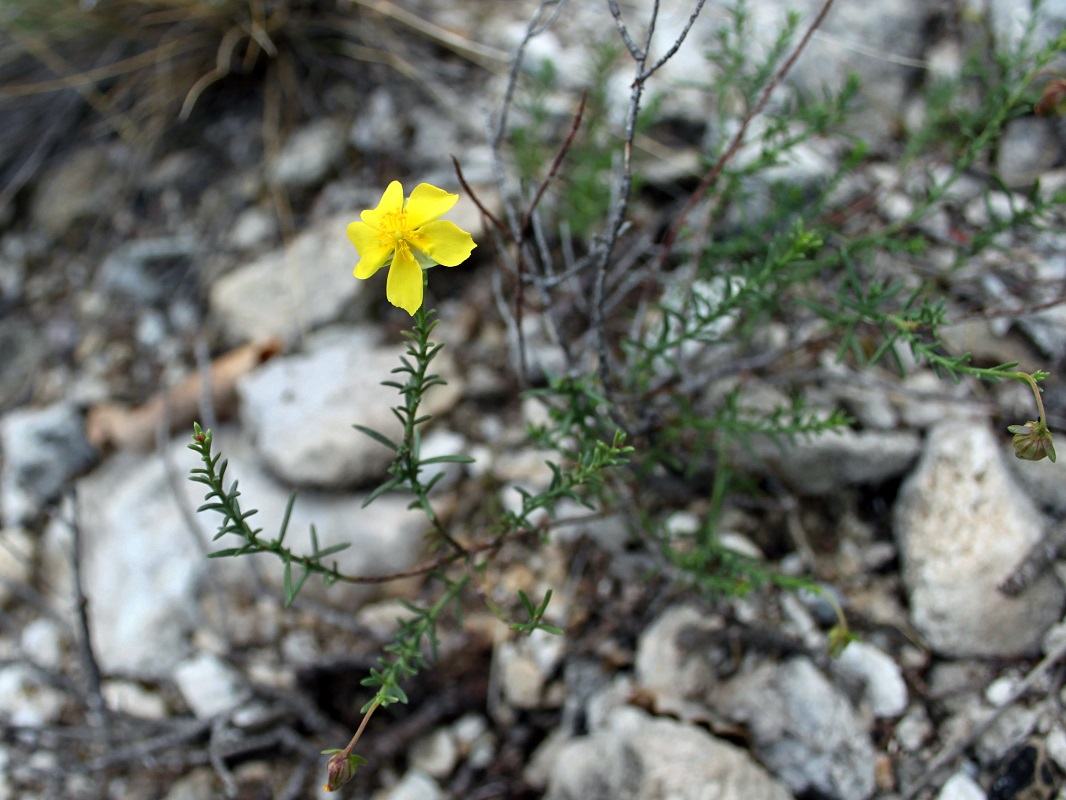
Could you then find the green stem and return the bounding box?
[342,699,380,757]
[400,303,467,555]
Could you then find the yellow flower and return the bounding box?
[347,181,476,315]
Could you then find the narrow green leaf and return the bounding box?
[363,476,403,507]
[277,492,296,546]
[517,589,535,616]
[418,454,476,465]
[353,425,399,452]
[313,542,350,559]
[286,565,311,606]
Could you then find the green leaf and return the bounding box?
[363,476,404,507]
[277,492,296,546]
[517,589,535,616]
[353,424,400,452]
[312,542,351,559]
[419,454,476,465]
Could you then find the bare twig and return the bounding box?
[591,0,709,417]
[491,0,566,150]
[66,492,114,751]
[453,156,507,234]
[999,517,1066,596]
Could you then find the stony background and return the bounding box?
[1,1,1066,799]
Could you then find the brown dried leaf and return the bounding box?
[86,339,282,451]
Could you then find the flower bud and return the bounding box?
[1007,420,1057,463]
[827,625,858,658]
[322,750,365,792]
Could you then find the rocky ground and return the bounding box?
[2,0,1066,799]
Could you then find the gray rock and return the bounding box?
[209,213,372,343]
[226,207,278,251]
[75,448,207,675]
[1048,725,1066,774]
[0,402,97,526]
[385,771,441,800]
[350,89,406,155]
[710,657,877,800]
[29,146,125,237]
[161,770,217,800]
[832,640,908,718]
[936,771,986,800]
[270,119,347,189]
[96,236,198,304]
[409,728,459,780]
[0,315,44,413]
[172,651,250,718]
[975,704,1038,764]
[1019,305,1066,365]
[894,705,934,752]
[76,430,429,675]
[1043,619,1066,655]
[238,326,463,488]
[962,191,1028,229]
[101,680,167,720]
[735,425,921,496]
[544,705,794,800]
[19,618,64,671]
[893,420,1065,657]
[417,429,469,491]
[634,605,717,708]
[497,639,551,710]
[0,241,25,303]
[996,117,1061,187]
[0,528,33,607]
[0,663,66,727]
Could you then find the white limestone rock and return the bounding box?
[710,657,877,800]
[209,214,372,343]
[238,326,463,488]
[544,705,794,800]
[893,420,1065,657]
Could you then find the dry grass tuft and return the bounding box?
[0,0,504,214]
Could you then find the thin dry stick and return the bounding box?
[0,37,196,99]
[66,492,114,753]
[466,96,587,379]
[591,0,709,402]
[209,716,240,798]
[491,0,565,150]
[999,516,1066,595]
[350,0,511,69]
[509,93,588,379]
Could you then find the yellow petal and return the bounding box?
[361,181,404,228]
[411,220,476,267]
[348,221,393,279]
[386,244,424,315]
[405,183,458,230]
